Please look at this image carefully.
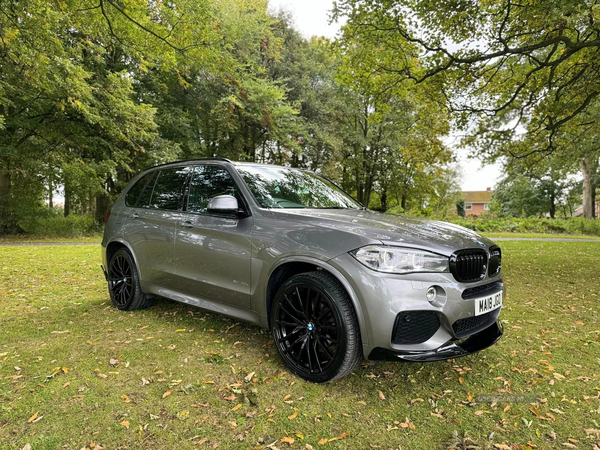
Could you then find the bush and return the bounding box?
[449,216,600,236]
[17,208,99,237]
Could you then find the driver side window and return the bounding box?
[187,165,241,214]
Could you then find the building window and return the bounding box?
[465,203,472,210]
[484,203,489,211]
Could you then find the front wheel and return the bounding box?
[107,248,151,311]
[271,271,362,382]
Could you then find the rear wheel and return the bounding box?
[271,271,362,382]
[107,248,150,311]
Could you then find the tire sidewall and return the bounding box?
[271,274,352,383]
[108,248,139,311]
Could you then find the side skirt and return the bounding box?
[142,282,262,326]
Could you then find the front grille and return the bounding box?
[450,249,487,282]
[462,281,502,299]
[392,311,440,345]
[488,246,502,277]
[452,311,496,338]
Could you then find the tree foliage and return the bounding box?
[0,0,462,233]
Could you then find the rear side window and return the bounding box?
[125,172,154,207]
[187,165,240,214]
[149,167,191,210]
[136,171,158,208]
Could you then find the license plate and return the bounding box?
[474,291,503,316]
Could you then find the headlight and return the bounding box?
[351,246,449,274]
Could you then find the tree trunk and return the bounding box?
[64,185,72,217]
[0,168,10,227]
[549,192,555,219]
[95,177,113,223]
[582,156,594,219]
[48,176,53,208]
[380,189,387,211]
[401,194,407,210]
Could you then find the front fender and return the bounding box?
[262,255,369,348]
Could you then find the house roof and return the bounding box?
[463,191,493,203]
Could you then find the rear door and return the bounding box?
[124,166,191,289]
[173,164,253,308]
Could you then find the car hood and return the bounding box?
[271,209,495,255]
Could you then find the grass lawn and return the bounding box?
[482,232,600,240]
[1,242,599,450]
[0,234,103,244]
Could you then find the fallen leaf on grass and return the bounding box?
[121,394,131,403]
[287,411,298,420]
[162,390,172,399]
[378,390,385,400]
[27,412,39,423]
[280,437,295,444]
[120,420,130,429]
[318,432,348,445]
[177,410,190,421]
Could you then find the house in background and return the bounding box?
[462,188,493,216]
[572,204,600,217]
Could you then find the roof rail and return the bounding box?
[144,158,233,171]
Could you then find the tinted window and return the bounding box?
[149,167,190,210]
[136,171,158,208]
[125,172,154,207]
[188,165,240,214]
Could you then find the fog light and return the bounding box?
[426,286,437,303]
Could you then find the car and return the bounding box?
[101,158,504,382]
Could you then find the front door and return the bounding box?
[173,164,253,309]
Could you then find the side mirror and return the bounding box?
[207,195,240,215]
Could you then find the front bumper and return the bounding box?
[328,253,505,359]
[367,319,503,362]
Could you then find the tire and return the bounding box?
[270,271,362,382]
[107,248,151,311]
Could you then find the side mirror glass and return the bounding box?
[207,195,239,214]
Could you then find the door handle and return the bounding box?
[131,213,139,220]
[180,220,193,228]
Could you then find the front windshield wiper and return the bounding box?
[312,206,350,209]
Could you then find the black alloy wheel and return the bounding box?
[109,252,133,308]
[107,248,151,311]
[271,271,362,382]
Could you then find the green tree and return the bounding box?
[333,0,600,217]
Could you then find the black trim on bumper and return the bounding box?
[368,320,503,362]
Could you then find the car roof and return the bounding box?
[144,158,301,172]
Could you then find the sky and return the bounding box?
[267,0,503,192]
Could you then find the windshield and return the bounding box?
[236,165,362,209]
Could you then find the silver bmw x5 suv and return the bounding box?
[101,158,504,382]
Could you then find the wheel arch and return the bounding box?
[265,256,368,347]
[106,239,140,275]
